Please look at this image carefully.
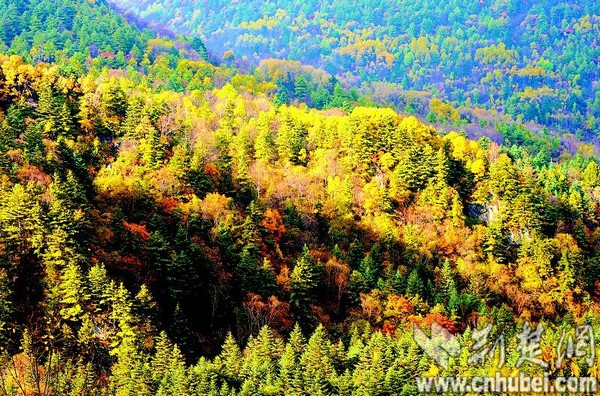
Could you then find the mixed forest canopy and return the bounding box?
[0,0,596,394]
[111,0,600,142]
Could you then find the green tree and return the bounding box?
[58,262,88,322]
[294,75,310,103]
[290,246,321,327]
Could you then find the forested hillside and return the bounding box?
[0,0,597,394]
[0,50,598,393]
[111,0,600,140]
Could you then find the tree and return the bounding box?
[299,325,336,395]
[274,85,291,106]
[88,264,114,312]
[311,85,330,109]
[294,75,310,103]
[275,110,307,165]
[0,270,12,346]
[406,268,425,298]
[191,37,209,60]
[23,125,46,165]
[58,262,88,322]
[254,113,276,164]
[358,255,381,289]
[290,246,321,327]
[436,260,457,307]
[237,250,276,297]
[216,333,242,383]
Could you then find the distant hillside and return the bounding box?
[0,0,212,69]
[110,0,600,140]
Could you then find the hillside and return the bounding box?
[0,0,598,394]
[0,49,598,392]
[111,0,600,141]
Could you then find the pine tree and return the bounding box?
[290,246,321,327]
[254,113,276,164]
[152,331,173,385]
[43,185,84,285]
[288,323,306,355]
[145,230,171,293]
[109,283,137,357]
[36,79,61,135]
[353,332,387,395]
[274,85,290,106]
[581,161,600,190]
[300,325,336,395]
[0,270,12,346]
[157,344,189,395]
[436,260,457,307]
[406,268,425,298]
[484,220,511,263]
[140,121,163,169]
[358,255,381,289]
[88,264,114,312]
[278,343,303,395]
[58,262,88,322]
[121,96,145,137]
[217,333,242,383]
[311,85,330,109]
[191,37,209,60]
[241,326,282,387]
[275,110,307,165]
[237,249,276,297]
[347,239,365,269]
[294,75,310,103]
[23,124,45,165]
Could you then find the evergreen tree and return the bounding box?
[23,124,46,165]
[274,85,291,106]
[406,268,425,298]
[191,37,209,60]
[436,260,457,307]
[216,332,242,384]
[254,113,276,164]
[275,110,307,165]
[58,262,88,322]
[299,325,336,395]
[290,246,321,328]
[294,75,310,103]
[358,255,381,289]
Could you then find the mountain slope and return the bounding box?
[110,0,600,139]
[0,0,599,394]
[0,47,599,392]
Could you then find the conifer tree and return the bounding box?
[88,264,114,312]
[294,75,310,103]
[217,332,242,383]
[274,85,291,106]
[275,110,307,165]
[406,268,425,298]
[152,331,173,384]
[300,325,336,395]
[58,262,88,322]
[290,246,321,327]
[23,124,45,165]
[358,255,381,289]
[436,260,457,307]
[254,113,276,164]
[191,37,209,60]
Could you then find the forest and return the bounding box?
[0,0,596,395]
[111,0,600,142]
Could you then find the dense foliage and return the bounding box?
[0,50,596,392]
[112,0,600,140]
[0,0,597,394]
